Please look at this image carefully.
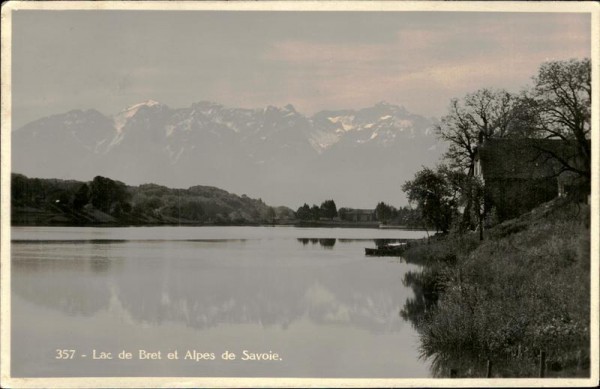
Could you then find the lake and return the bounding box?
[10,226,430,378]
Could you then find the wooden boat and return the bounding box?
[365,242,407,256]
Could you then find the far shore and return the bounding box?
[10,219,426,230]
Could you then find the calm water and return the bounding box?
[11,226,429,378]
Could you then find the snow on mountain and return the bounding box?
[307,102,429,152]
[12,101,444,207]
[114,99,162,132]
[308,130,340,153]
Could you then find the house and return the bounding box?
[474,138,587,221]
[342,209,376,222]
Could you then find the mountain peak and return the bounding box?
[191,101,222,108]
[13,100,443,208]
[371,101,409,116]
[114,100,163,132]
[125,99,161,111]
[374,100,403,110]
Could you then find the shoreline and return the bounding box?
[399,199,590,378]
[10,220,426,230]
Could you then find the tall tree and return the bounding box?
[402,167,458,234]
[320,200,338,220]
[375,202,394,224]
[436,88,521,173]
[72,183,90,210]
[89,176,130,214]
[295,203,311,220]
[530,58,591,182]
[267,207,276,224]
[310,204,321,221]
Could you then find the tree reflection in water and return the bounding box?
[400,264,589,378]
[296,238,336,248]
[400,266,498,378]
[14,239,416,333]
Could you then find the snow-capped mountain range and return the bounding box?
[12,100,443,207]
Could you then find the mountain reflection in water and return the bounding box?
[13,240,410,331]
[11,227,429,378]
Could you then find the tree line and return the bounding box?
[12,174,131,214]
[295,200,338,221]
[11,174,293,225]
[403,58,591,235]
[294,199,424,227]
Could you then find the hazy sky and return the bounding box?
[12,10,591,129]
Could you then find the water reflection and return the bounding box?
[398,266,584,378]
[11,229,431,378]
[13,240,416,332]
[296,238,336,248]
[12,244,122,316]
[12,239,248,244]
[318,238,336,248]
[297,238,408,248]
[400,270,439,328]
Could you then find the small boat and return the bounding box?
[365,242,407,256]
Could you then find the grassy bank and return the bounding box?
[401,199,590,378]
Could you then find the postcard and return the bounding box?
[1,1,598,387]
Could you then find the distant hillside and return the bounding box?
[12,101,443,208]
[11,173,294,226]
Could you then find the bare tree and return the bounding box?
[530,58,591,182]
[464,88,518,139]
[436,88,521,174]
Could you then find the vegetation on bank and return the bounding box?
[294,200,425,229]
[11,174,425,229]
[295,200,338,221]
[373,201,423,227]
[398,59,591,378]
[400,199,590,377]
[11,173,294,226]
[403,58,590,236]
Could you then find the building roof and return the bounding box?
[476,138,582,180]
[344,209,374,214]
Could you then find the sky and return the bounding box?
[11,10,591,129]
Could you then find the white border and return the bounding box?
[1,1,598,388]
